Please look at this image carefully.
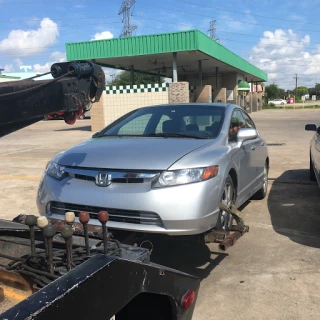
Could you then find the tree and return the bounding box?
[279,88,286,97]
[308,84,320,97]
[107,71,165,86]
[296,86,308,98]
[265,84,280,100]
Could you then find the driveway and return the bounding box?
[0,110,320,319]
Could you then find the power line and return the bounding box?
[174,0,320,26]
[1,0,104,3]
[143,4,320,34]
[219,37,319,50]
[0,15,118,23]
[218,30,313,45]
[2,4,320,36]
[0,21,121,33]
[0,17,317,57]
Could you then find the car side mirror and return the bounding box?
[237,128,258,143]
[305,124,317,131]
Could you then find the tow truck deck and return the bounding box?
[0,61,249,319]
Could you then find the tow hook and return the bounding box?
[204,203,249,251]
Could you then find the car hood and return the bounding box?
[55,137,212,170]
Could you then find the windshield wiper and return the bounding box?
[145,133,209,139]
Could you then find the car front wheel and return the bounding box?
[215,175,235,232]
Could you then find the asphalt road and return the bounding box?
[0,109,320,319]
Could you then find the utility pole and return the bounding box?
[208,20,217,40]
[118,0,137,38]
[294,73,298,99]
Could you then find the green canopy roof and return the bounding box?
[66,29,267,82]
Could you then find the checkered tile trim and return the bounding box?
[105,83,169,94]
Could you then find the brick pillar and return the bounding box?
[169,82,190,104]
[195,85,212,103]
[212,88,227,103]
[90,93,107,132]
[252,92,258,112]
[245,92,252,113]
[257,93,263,111]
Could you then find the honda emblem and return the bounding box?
[95,173,112,187]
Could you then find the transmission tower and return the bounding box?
[208,20,217,40]
[118,0,137,37]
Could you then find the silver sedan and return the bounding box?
[305,123,320,186]
[37,103,269,235]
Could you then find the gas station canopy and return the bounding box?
[66,29,267,83]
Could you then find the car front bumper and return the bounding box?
[37,172,224,236]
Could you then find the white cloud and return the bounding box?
[0,18,58,57]
[4,64,14,72]
[249,29,320,88]
[13,58,23,67]
[50,51,66,62]
[91,31,114,40]
[1,58,23,72]
[33,51,66,73]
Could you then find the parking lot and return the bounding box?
[1,109,320,319]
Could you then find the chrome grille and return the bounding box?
[74,174,143,183]
[49,202,163,227]
[74,174,95,182]
[67,168,159,184]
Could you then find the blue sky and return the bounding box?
[1,0,320,88]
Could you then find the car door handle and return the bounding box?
[251,145,256,150]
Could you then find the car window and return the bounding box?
[118,114,152,135]
[182,115,212,131]
[99,105,226,138]
[241,111,256,129]
[155,114,171,133]
[229,109,245,141]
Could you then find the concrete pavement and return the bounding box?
[0,110,320,319]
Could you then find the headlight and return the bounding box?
[153,166,219,188]
[46,161,67,181]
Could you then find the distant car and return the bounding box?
[37,103,269,236]
[305,123,320,185]
[268,99,287,105]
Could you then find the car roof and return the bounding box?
[138,103,234,111]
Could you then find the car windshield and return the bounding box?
[96,104,226,139]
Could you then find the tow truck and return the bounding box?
[0,61,249,319]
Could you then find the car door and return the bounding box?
[241,110,267,186]
[228,109,256,203]
[312,127,320,181]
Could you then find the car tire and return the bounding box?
[281,102,284,105]
[252,163,268,200]
[43,115,48,121]
[215,175,235,232]
[310,154,317,181]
